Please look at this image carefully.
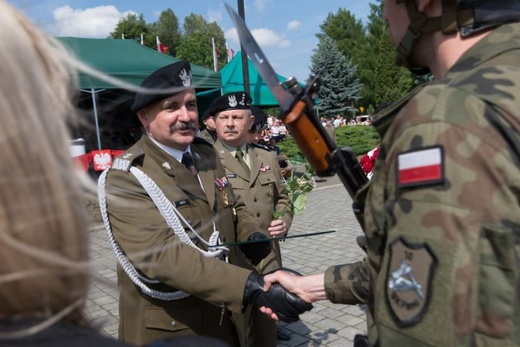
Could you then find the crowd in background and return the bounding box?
[320,114,372,127]
[258,113,372,146]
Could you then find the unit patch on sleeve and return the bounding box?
[397,146,444,188]
[386,236,437,327]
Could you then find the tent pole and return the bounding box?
[90,88,102,150]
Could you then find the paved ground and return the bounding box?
[86,173,368,346]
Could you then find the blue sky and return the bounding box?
[9,0,373,83]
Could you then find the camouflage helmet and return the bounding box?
[396,0,520,72]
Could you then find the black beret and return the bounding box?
[250,106,267,131]
[209,92,252,117]
[131,60,193,112]
[201,108,211,121]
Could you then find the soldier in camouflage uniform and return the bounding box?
[262,1,520,346]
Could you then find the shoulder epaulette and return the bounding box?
[110,148,144,172]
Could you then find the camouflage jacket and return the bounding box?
[325,23,520,346]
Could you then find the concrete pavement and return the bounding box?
[86,175,368,346]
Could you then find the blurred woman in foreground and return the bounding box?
[0,1,128,345]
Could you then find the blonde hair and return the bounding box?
[0,0,91,335]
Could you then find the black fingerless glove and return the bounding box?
[243,272,313,322]
[238,232,272,266]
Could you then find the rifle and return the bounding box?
[277,76,369,229]
[226,4,369,229]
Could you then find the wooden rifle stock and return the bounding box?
[282,100,369,230]
[284,100,333,174]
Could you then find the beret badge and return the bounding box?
[179,68,192,87]
[228,95,238,107]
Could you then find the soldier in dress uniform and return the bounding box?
[210,93,293,346]
[196,108,218,144]
[99,61,312,347]
[262,1,520,346]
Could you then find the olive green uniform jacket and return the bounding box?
[325,23,520,346]
[214,139,293,347]
[103,135,258,346]
[196,128,217,145]
[214,139,293,273]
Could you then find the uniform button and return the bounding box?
[256,212,260,217]
[253,198,257,202]
[170,321,176,327]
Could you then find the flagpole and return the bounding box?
[237,0,250,96]
[212,37,218,72]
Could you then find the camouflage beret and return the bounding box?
[209,91,252,117]
[131,60,193,112]
[250,106,268,132]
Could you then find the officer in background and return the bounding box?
[248,107,292,181]
[196,108,218,144]
[210,92,293,346]
[99,61,311,346]
[262,0,520,346]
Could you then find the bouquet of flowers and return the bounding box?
[360,147,380,180]
[273,161,316,218]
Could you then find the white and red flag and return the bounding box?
[156,36,168,54]
[397,146,444,187]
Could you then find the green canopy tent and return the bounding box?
[57,37,221,150]
[218,52,295,106]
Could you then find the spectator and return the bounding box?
[196,108,218,144]
[323,118,336,145]
[333,115,341,128]
[270,120,281,143]
[0,2,129,345]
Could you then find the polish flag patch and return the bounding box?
[397,146,444,188]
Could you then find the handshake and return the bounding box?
[239,232,312,322]
[243,269,313,322]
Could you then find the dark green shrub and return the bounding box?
[276,125,380,162]
[336,126,380,155]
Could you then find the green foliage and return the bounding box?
[317,0,416,115]
[318,8,366,113]
[373,33,414,107]
[335,126,380,155]
[277,138,303,161]
[277,125,380,164]
[176,14,227,70]
[110,11,227,71]
[310,36,361,118]
[273,162,316,217]
[156,9,182,56]
[110,13,149,42]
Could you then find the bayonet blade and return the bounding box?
[225,3,294,111]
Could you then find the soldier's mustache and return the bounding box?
[171,122,197,131]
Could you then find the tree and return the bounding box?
[155,9,182,56]
[176,13,227,70]
[110,13,149,43]
[317,9,365,63]
[317,1,417,113]
[372,32,414,108]
[310,35,361,118]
